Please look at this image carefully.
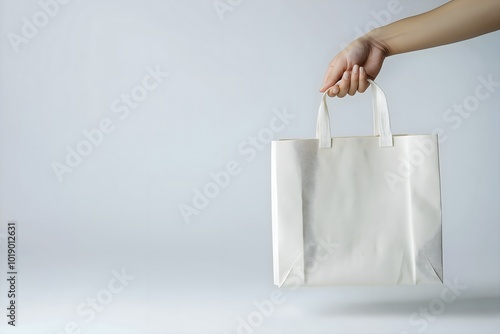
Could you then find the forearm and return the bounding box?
[368,0,500,56]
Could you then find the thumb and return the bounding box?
[319,61,345,92]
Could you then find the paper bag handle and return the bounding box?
[316,79,394,148]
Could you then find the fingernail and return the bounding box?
[332,86,339,94]
[352,64,359,74]
[343,71,349,80]
[360,66,365,74]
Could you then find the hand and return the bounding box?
[319,36,387,97]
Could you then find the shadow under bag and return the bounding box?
[271,80,443,287]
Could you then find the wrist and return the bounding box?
[364,27,392,57]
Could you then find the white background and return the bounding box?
[0,0,499,333]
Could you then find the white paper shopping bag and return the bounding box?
[271,80,443,287]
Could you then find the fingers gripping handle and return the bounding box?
[316,79,394,148]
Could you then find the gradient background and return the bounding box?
[0,0,499,333]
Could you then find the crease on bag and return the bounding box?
[395,251,407,285]
[421,251,443,283]
[416,230,444,283]
[406,139,418,285]
[278,250,303,287]
[299,144,319,285]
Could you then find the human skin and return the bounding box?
[320,0,500,97]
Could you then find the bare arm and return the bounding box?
[320,0,500,97]
[374,0,500,55]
